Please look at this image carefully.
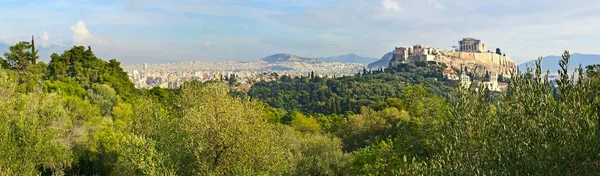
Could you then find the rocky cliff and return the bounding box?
[389,51,517,78]
[436,51,516,77]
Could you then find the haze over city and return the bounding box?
[1,0,599,64]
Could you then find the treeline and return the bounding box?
[0,40,355,175]
[252,51,600,174]
[1,37,600,175]
[248,63,455,115]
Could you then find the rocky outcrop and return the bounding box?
[388,50,516,78]
[434,51,516,77]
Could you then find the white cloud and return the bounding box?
[3,0,599,63]
[428,0,445,9]
[381,0,402,11]
[70,20,104,46]
[274,0,600,63]
[40,31,50,47]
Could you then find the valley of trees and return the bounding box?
[248,63,454,115]
[1,39,600,175]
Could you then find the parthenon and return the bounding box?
[388,38,516,78]
[459,38,486,53]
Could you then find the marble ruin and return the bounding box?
[388,45,438,67]
[388,38,516,91]
[459,38,486,53]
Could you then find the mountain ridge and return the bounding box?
[518,53,600,72]
[315,53,377,64]
[367,51,393,68]
[260,53,316,63]
[260,53,375,64]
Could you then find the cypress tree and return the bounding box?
[31,35,38,64]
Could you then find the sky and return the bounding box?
[0,0,599,64]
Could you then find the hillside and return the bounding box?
[518,53,600,72]
[261,53,316,63]
[249,64,453,115]
[316,53,377,64]
[367,51,393,68]
[261,53,376,64]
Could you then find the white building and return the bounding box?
[389,44,438,67]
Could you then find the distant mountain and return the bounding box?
[367,51,393,68]
[261,53,316,63]
[518,53,600,73]
[261,53,375,64]
[316,54,377,64]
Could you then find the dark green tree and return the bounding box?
[4,41,34,71]
[48,46,134,98]
[30,36,38,64]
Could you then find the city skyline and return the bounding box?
[0,0,599,64]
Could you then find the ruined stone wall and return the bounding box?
[441,51,515,68]
[389,50,516,77]
[435,51,516,77]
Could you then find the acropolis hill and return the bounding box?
[389,38,516,78]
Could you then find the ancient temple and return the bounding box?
[459,38,486,53]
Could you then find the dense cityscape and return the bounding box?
[123,60,366,88]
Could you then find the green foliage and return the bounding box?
[351,139,409,175]
[326,85,449,154]
[178,81,294,174]
[2,38,600,175]
[112,102,134,132]
[48,46,135,99]
[87,83,120,116]
[0,41,355,175]
[284,111,323,133]
[293,131,351,175]
[0,69,102,175]
[3,41,36,71]
[44,78,87,98]
[248,63,453,115]
[2,40,46,93]
[413,51,600,175]
[113,135,175,175]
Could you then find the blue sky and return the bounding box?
[0,0,599,64]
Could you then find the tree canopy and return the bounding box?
[0,39,599,175]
